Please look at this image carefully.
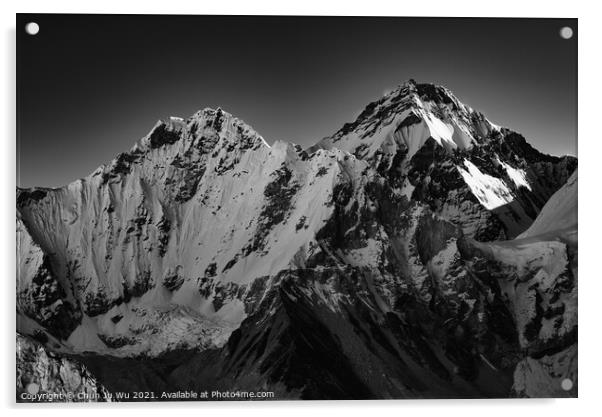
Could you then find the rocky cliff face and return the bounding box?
[16,80,577,399]
[17,334,112,402]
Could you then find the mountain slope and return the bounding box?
[16,81,577,399]
[460,172,578,397]
[315,81,575,240]
[18,108,365,357]
[518,170,577,239]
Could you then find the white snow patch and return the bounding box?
[458,159,514,209]
[519,171,577,238]
[499,159,532,191]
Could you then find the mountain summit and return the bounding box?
[316,80,494,160]
[17,81,577,400]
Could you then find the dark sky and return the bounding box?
[17,14,577,188]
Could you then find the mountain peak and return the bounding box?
[137,106,269,151]
[384,80,465,109]
[314,80,501,164]
[88,107,270,190]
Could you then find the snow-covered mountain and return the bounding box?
[16,80,577,400]
[462,171,578,397]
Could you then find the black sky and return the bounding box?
[17,14,577,188]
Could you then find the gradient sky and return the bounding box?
[17,15,577,188]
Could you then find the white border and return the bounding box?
[2,1,600,416]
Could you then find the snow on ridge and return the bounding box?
[314,80,507,165]
[457,159,514,210]
[518,170,577,239]
[498,158,532,191]
[419,108,474,152]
